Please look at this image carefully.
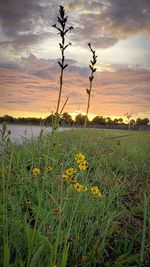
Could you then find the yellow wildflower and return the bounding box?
[78,160,88,171]
[74,183,87,192]
[90,186,102,197]
[65,167,76,176]
[32,167,41,176]
[46,165,52,172]
[75,152,86,164]
[75,182,83,192]
[62,174,69,180]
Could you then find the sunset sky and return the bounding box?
[0,0,150,120]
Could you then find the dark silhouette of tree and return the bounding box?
[113,118,119,125]
[118,118,123,124]
[136,118,149,125]
[44,115,53,124]
[91,116,106,125]
[61,112,73,125]
[106,117,113,124]
[130,119,135,125]
[75,113,88,125]
[44,113,62,125]
[4,115,14,122]
[142,118,149,125]
[0,115,42,124]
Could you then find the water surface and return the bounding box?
[0,124,65,143]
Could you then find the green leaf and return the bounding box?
[3,243,10,267]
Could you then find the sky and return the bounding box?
[0,0,150,120]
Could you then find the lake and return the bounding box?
[0,124,67,143]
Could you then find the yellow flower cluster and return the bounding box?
[75,152,88,170]
[75,183,88,192]
[32,165,52,176]
[90,186,102,197]
[32,167,41,176]
[75,183,101,197]
[62,167,77,180]
[75,152,86,163]
[61,152,102,198]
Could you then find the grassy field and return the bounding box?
[1,128,150,267]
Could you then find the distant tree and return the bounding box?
[45,114,54,124]
[3,115,14,123]
[136,118,149,125]
[91,116,106,125]
[130,119,135,125]
[113,118,119,125]
[106,117,113,124]
[142,118,149,125]
[118,118,123,124]
[136,118,142,125]
[61,112,73,125]
[75,113,88,125]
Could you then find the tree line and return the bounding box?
[0,113,149,126]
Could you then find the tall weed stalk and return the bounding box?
[53,6,73,131]
[84,43,97,127]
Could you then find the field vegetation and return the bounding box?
[1,5,150,267]
[1,127,150,266]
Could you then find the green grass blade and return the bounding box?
[140,191,147,267]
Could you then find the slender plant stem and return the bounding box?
[84,43,97,127]
[85,79,93,127]
[60,97,69,115]
[56,49,64,114]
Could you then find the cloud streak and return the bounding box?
[0,1,149,118]
[0,55,149,116]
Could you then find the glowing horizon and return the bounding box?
[1,108,150,124]
[0,1,150,119]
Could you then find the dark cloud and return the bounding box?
[0,62,19,69]
[0,0,150,52]
[105,0,150,37]
[69,0,150,48]
[0,0,57,51]
[0,0,50,37]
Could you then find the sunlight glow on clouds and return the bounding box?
[0,0,150,118]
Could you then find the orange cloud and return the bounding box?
[0,56,150,118]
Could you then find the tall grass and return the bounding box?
[1,128,150,266]
[52,6,73,131]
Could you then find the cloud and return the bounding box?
[0,0,57,54]
[69,0,150,48]
[0,0,150,54]
[0,55,149,116]
[0,0,50,37]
